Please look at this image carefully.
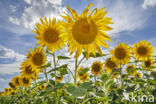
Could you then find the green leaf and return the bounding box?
[59,68,68,75]
[79,68,89,75]
[39,62,51,68]
[57,56,71,60]
[101,74,109,83]
[105,80,114,89]
[66,86,87,97]
[80,82,94,91]
[117,89,123,95]
[48,64,68,73]
[50,73,56,78]
[149,79,156,85]
[126,85,135,92]
[55,83,64,89]
[83,52,107,58]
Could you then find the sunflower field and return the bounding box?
[0,3,156,104]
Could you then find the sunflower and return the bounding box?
[33,17,65,53]
[20,60,39,78]
[61,4,113,58]
[136,72,142,78]
[26,47,47,68]
[125,64,136,76]
[12,76,20,87]
[56,73,64,82]
[111,43,131,64]
[19,77,32,87]
[141,58,155,70]
[133,40,154,61]
[104,58,118,73]
[38,84,46,90]
[91,61,103,76]
[77,68,90,82]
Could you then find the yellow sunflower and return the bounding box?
[81,73,89,82]
[20,60,39,78]
[111,43,131,64]
[26,46,47,68]
[91,61,103,76]
[12,76,20,87]
[1,92,6,96]
[33,17,65,53]
[136,72,142,78]
[104,58,118,73]
[19,77,32,87]
[56,73,64,82]
[39,84,46,90]
[61,4,113,58]
[125,64,136,76]
[133,40,154,61]
[141,58,155,70]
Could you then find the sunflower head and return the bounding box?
[12,76,20,87]
[77,68,89,81]
[141,58,155,70]
[133,40,154,61]
[39,84,46,90]
[56,73,64,82]
[61,4,113,58]
[111,43,131,64]
[20,60,39,78]
[33,17,65,53]
[104,58,118,73]
[91,61,103,76]
[125,64,136,76]
[19,77,32,87]
[136,72,142,78]
[26,47,47,68]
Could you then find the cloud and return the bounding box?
[142,0,156,9]
[9,5,17,12]
[0,45,25,61]
[94,0,150,37]
[8,0,66,35]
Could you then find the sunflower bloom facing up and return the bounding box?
[12,76,20,87]
[20,61,39,78]
[33,17,65,53]
[125,64,136,76]
[111,43,131,64]
[61,4,113,58]
[26,47,47,68]
[133,40,154,61]
[104,58,117,73]
[91,61,103,76]
[19,77,32,87]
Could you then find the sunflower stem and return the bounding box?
[74,58,78,104]
[43,68,48,83]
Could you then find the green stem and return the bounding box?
[44,68,48,83]
[67,67,75,80]
[120,63,123,88]
[74,58,78,104]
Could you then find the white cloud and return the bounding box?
[9,0,66,35]
[9,17,20,25]
[9,5,16,12]
[142,0,156,9]
[0,45,25,61]
[94,0,150,37]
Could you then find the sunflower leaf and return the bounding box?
[57,56,71,60]
[79,68,89,75]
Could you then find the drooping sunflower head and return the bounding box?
[104,58,118,73]
[33,17,65,53]
[141,58,155,70]
[61,4,113,58]
[125,64,136,76]
[91,61,103,76]
[56,73,64,82]
[111,43,131,64]
[20,60,39,78]
[12,76,20,87]
[133,40,154,61]
[26,46,47,67]
[19,77,32,87]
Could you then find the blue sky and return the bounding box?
[0,0,156,91]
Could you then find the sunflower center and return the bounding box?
[15,78,19,85]
[41,85,44,89]
[145,60,151,68]
[92,63,101,72]
[137,46,147,55]
[44,29,59,43]
[23,78,29,84]
[115,48,126,60]
[106,59,116,69]
[72,18,98,44]
[25,66,33,74]
[32,53,43,66]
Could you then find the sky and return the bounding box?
[0,0,156,91]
